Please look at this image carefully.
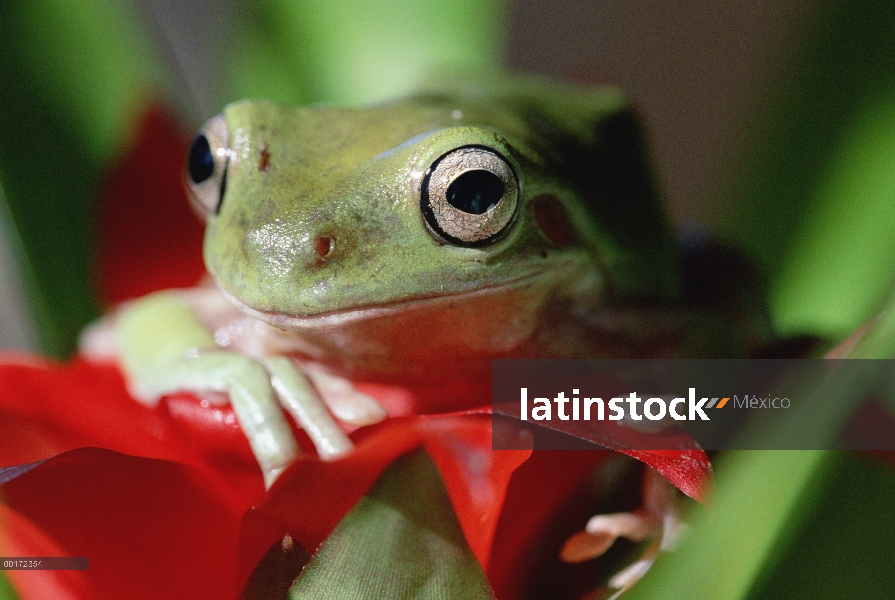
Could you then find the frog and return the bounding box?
[81,77,763,490]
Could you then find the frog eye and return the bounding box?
[421,145,519,246]
[185,114,229,219]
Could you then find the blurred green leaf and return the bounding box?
[769,90,895,340]
[827,292,895,360]
[631,2,895,587]
[0,0,506,356]
[287,450,495,599]
[624,451,832,600]
[747,454,895,600]
[724,0,895,342]
[227,0,505,106]
[0,570,17,600]
[0,0,166,356]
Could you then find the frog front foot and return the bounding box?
[559,467,685,599]
[88,292,388,488]
[136,351,387,488]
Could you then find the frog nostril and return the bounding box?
[315,235,335,259]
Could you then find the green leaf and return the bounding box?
[675,5,895,596]
[0,0,167,356]
[227,0,505,106]
[723,0,895,342]
[624,450,833,600]
[0,570,18,600]
[828,292,895,360]
[286,450,495,599]
[746,454,895,600]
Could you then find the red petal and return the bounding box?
[491,399,713,502]
[94,104,206,306]
[621,448,712,501]
[488,450,614,600]
[0,356,712,598]
[234,413,529,591]
[236,411,711,593]
[0,448,246,600]
[0,505,95,600]
[0,355,264,503]
[415,415,530,567]
[0,355,194,466]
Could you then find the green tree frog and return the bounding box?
[82,78,760,488]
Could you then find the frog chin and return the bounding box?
[215,263,603,381]
[219,267,567,329]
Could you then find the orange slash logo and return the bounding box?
[706,397,730,409]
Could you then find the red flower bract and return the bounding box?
[0,358,709,599]
[0,105,712,599]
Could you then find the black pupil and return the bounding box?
[187,134,215,184]
[446,170,504,215]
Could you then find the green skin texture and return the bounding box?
[208,90,673,317]
[111,80,697,487]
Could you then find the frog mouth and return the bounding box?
[219,267,582,330]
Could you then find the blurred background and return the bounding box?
[0,0,820,354]
[139,0,813,226]
[2,2,895,599]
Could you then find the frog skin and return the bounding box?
[82,78,760,488]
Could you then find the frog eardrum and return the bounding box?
[186,114,229,218]
[420,145,519,247]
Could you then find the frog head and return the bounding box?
[184,79,681,378]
